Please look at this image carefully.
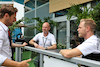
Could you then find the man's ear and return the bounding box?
[49,27,51,30]
[86,26,90,32]
[4,13,9,18]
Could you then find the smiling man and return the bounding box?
[29,22,57,50]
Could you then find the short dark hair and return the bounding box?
[0,4,18,18]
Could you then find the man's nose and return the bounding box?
[77,28,79,31]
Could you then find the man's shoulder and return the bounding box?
[48,33,56,39]
[87,35,98,41]
[49,32,54,35]
[48,32,55,36]
[83,35,98,45]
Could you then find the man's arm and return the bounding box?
[11,41,28,47]
[59,48,82,58]
[29,39,39,48]
[2,58,31,67]
[46,44,57,50]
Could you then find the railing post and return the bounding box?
[15,42,22,62]
[40,54,43,67]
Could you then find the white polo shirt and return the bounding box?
[33,32,56,47]
[76,35,100,56]
[0,54,7,66]
[0,21,12,60]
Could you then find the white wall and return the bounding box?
[13,2,25,35]
[13,2,24,21]
[44,55,78,67]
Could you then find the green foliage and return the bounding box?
[77,64,81,67]
[66,4,82,20]
[66,4,92,26]
[57,43,66,49]
[66,1,100,31]
[29,17,58,32]
[90,2,100,31]
[8,16,57,35]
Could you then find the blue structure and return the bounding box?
[12,28,22,43]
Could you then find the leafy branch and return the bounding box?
[66,1,100,31]
[9,17,57,34]
[66,4,92,26]
[29,17,58,32]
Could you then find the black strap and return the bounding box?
[82,53,100,67]
[82,38,100,61]
[82,53,100,61]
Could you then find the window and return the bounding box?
[56,21,66,45]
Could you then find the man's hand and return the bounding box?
[37,46,45,50]
[59,49,70,58]
[33,42,45,49]
[2,58,31,67]
[17,59,31,67]
[22,42,28,47]
[34,43,39,48]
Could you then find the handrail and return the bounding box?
[22,46,100,67]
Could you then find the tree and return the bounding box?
[66,1,100,32]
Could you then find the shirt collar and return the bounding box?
[0,21,8,32]
[85,35,97,41]
[42,32,50,38]
[88,35,97,39]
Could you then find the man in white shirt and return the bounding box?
[0,4,31,67]
[59,19,100,60]
[29,22,57,67]
[29,22,57,50]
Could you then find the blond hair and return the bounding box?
[80,19,96,32]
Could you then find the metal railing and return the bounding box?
[15,46,100,67]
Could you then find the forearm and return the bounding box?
[2,59,19,67]
[12,42,27,47]
[2,59,31,67]
[29,40,38,47]
[59,48,82,58]
[29,41,34,45]
[12,43,23,47]
[47,44,57,50]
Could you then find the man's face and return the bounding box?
[6,13,16,26]
[77,22,87,38]
[42,23,50,34]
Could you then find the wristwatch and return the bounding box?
[45,47,47,50]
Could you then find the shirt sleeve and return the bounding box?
[0,54,7,66]
[76,41,97,56]
[51,35,56,45]
[33,33,39,42]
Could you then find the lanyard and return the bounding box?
[43,37,47,47]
